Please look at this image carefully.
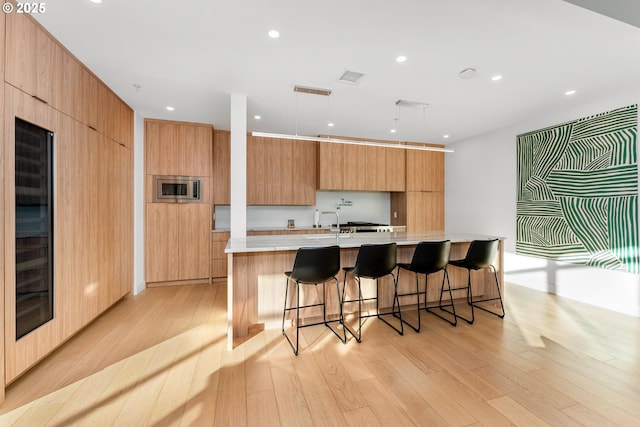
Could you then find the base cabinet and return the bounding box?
[211,232,230,279]
[146,203,211,284]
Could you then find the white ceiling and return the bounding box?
[33,0,640,144]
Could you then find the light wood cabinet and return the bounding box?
[2,10,134,391]
[0,10,6,401]
[145,204,211,284]
[211,232,230,278]
[3,84,133,384]
[317,142,405,191]
[144,119,213,285]
[247,135,316,205]
[145,119,212,180]
[5,10,133,148]
[391,191,444,232]
[5,11,62,107]
[406,149,444,191]
[390,146,446,232]
[213,130,231,204]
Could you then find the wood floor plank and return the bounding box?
[213,347,247,427]
[365,355,464,426]
[342,406,381,427]
[427,370,514,427]
[270,364,314,427]
[247,390,281,427]
[487,395,550,427]
[354,378,417,427]
[474,365,582,427]
[293,352,348,426]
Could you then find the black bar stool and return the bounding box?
[443,239,505,324]
[282,245,346,355]
[342,242,402,342]
[396,240,457,331]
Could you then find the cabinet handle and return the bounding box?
[88,125,97,131]
[32,95,48,105]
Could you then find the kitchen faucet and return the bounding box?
[321,210,340,232]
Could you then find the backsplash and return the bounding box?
[214,190,391,229]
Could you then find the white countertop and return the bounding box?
[224,231,505,253]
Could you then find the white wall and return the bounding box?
[445,86,640,316]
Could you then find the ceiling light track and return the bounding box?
[293,85,332,96]
[395,99,429,109]
[251,132,453,153]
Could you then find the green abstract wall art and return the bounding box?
[517,104,639,273]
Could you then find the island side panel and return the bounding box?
[227,238,504,347]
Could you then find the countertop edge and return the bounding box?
[224,232,506,254]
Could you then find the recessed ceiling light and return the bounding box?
[443,134,450,139]
[390,129,397,133]
[254,115,261,120]
[89,0,102,3]
[565,90,576,96]
[328,122,334,127]
[268,30,280,38]
[396,55,407,63]
[166,106,175,111]
[491,75,503,81]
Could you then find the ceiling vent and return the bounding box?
[338,70,366,84]
[293,85,332,96]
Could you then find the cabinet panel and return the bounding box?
[5,11,36,95]
[58,116,94,334]
[213,130,230,204]
[384,148,406,191]
[145,204,180,283]
[145,119,181,175]
[182,123,212,177]
[247,135,266,204]
[406,150,444,192]
[247,136,315,205]
[179,204,211,280]
[0,11,4,401]
[5,13,61,106]
[211,232,230,278]
[291,140,316,204]
[61,52,85,121]
[318,142,406,192]
[405,191,444,232]
[317,143,344,190]
[145,119,212,177]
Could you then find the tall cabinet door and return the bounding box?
[145,204,180,283]
[178,204,211,280]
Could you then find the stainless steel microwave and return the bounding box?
[153,175,202,203]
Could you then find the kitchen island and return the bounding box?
[225,232,504,349]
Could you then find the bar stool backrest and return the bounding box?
[409,240,451,274]
[290,245,341,283]
[351,243,397,279]
[462,239,499,270]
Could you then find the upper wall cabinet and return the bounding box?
[5,12,62,107]
[212,130,231,205]
[405,149,444,192]
[5,11,133,148]
[317,142,406,192]
[144,119,213,179]
[247,136,316,205]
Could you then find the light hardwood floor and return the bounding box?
[1,281,640,426]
